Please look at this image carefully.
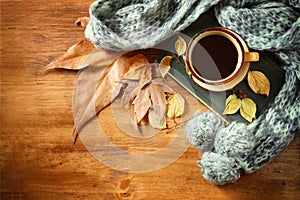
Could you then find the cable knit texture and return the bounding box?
[85,0,300,185]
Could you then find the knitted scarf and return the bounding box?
[85,0,300,185]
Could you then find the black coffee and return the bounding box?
[191,35,238,81]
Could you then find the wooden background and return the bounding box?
[1,1,299,199]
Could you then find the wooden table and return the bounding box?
[1,1,299,199]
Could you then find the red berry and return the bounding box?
[239,94,243,99]
[238,89,243,94]
[243,94,247,98]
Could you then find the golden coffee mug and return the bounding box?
[186,27,259,91]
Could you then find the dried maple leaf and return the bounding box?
[75,17,90,29]
[247,71,270,96]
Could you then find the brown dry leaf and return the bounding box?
[131,78,175,125]
[223,94,241,115]
[125,54,149,69]
[93,57,130,113]
[73,54,149,143]
[132,86,152,123]
[137,114,149,126]
[159,65,171,79]
[44,39,101,71]
[120,80,140,109]
[75,17,90,29]
[166,93,185,118]
[247,71,270,96]
[123,64,152,87]
[150,78,176,120]
[240,98,256,122]
[152,63,164,79]
[148,108,167,129]
[94,54,149,113]
[72,51,124,143]
[175,36,187,56]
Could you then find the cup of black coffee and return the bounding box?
[186,27,259,86]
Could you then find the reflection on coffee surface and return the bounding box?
[192,35,238,81]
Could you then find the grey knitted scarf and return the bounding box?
[85,0,300,185]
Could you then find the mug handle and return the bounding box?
[244,52,259,62]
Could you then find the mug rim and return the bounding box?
[186,27,246,85]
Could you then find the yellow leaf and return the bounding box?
[223,94,241,115]
[148,108,167,129]
[159,56,172,78]
[240,98,256,122]
[175,36,187,56]
[160,56,172,67]
[166,93,185,118]
[247,71,270,96]
[182,55,190,75]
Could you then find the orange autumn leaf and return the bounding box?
[75,17,90,29]
[125,54,149,67]
[159,56,172,78]
[43,39,116,72]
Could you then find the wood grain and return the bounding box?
[1,1,299,200]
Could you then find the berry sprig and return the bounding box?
[235,89,247,99]
[224,89,257,122]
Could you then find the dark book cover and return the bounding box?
[159,8,285,123]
